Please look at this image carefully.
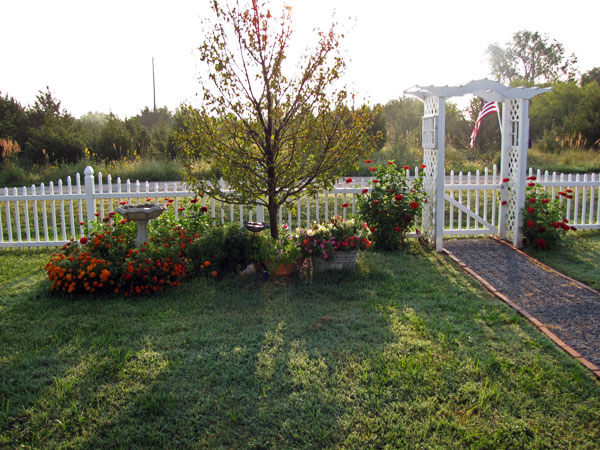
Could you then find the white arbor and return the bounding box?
[406,79,551,251]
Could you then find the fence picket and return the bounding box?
[14,187,21,242]
[41,183,49,242]
[33,184,40,242]
[59,180,67,241]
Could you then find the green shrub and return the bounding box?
[187,223,255,277]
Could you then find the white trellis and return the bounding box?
[406,79,552,251]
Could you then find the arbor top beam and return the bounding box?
[405,79,552,102]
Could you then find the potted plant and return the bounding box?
[267,225,303,276]
[298,216,371,271]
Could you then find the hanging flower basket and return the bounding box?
[313,250,358,271]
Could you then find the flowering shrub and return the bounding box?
[298,216,371,260]
[45,200,216,297]
[357,161,425,250]
[521,177,574,249]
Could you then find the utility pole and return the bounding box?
[152,57,157,112]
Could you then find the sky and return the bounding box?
[2,0,598,118]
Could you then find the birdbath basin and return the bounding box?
[116,203,166,247]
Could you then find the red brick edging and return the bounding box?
[442,240,600,381]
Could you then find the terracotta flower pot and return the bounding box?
[274,262,297,276]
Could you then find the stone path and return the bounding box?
[444,238,600,378]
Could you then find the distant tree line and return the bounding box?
[0,88,183,167]
[1,29,598,170]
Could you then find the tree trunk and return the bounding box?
[268,196,279,239]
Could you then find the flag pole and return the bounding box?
[497,102,503,137]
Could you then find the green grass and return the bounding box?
[524,230,600,290]
[1,246,599,448]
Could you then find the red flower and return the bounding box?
[529,198,536,203]
[561,223,570,231]
[528,182,535,187]
[501,201,507,205]
[563,218,569,223]
[537,238,546,249]
[372,180,379,184]
[178,206,185,211]
[164,243,169,248]
[120,219,127,224]
[558,191,566,196]
[342,203,349,208]
[394,194,403,201]
[362,188,369,194]
[571,226,577,231]
[369,226,376,232]
[119,201,127,205]
[368,167,377,172]
[365,159,373,164]
[552,221,560,229]
[345,177,353,184]
[502,178,510,183]
[526,176,537,181]
[402,165,410,170]
[565,189,572,193]
[393,226,402,232]
[527,206,535,213]
[109,211,116,216]
[373,200,380,205]
[526,220,535,228]
[410,201,418,210]
[190,197,198,204]
[94,212,101,217]
[79,236,88,244]
[420,164,426,169]
[542,198,549,204]
[79,221,84,225]
[146,197,153,202]
[200,206,208,212]
[388,161,394,165]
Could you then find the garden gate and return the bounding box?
[406,80,552,251]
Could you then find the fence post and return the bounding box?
[84,166,96,223]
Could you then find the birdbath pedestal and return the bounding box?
[116,203,167,247]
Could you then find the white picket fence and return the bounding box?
[0,165,599,249]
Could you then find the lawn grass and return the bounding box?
[1,245,599,448]
[524,230,600,290]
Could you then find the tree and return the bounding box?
[581,67,600,86]
[487,30,577,84]
[177,0,377,238]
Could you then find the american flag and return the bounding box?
[470,101,500,148]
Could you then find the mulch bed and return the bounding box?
[443,238,600,375]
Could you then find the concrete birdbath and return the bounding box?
[116,203,166,247]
